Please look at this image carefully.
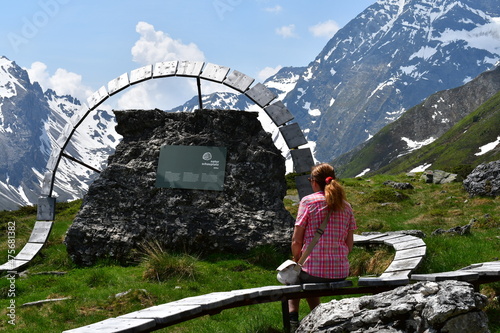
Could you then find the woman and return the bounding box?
[288,163,357,329]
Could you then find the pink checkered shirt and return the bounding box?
[295,191,357,279]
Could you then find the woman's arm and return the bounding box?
[346,230,354,253]
[291,226,306,262]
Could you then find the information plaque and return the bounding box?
[155,145,227,191]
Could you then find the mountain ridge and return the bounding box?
[333,64,500,177]
[1,0,500,210]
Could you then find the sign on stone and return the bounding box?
[156,145,227,191]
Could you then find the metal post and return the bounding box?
[197,77,203,110]
[281,297,290,332]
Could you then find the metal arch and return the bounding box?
[38,60,315,219]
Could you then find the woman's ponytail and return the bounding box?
[325,179,346,211]
[310,163,347,211]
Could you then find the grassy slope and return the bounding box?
[338,91,500,178]
[0,175,499,332]
[375,90,500,175]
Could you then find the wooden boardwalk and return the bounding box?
[0,221,53,272]
[63,232,429,332]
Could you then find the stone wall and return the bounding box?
[64,109,294,266]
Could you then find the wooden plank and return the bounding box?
[36,197,56,221]
[228,288,262,300]
[169,292,241,311]
[176,61,204,77]
[87,86,108,110]
[459,266,500,276]
[379,270,412,279]
[223,70,254,92]
[302,281,352,291]
[392,239,426,251]
[69,103,90,127]
[353,233,388,244]
[279,123,308,149]
[108,73,130,96]
[46,149,61,172]
[393,246,426,261]
[15,243,45,261]
[358,276,409,287]
[28,221,54,243]
[120,304,202,325]
[384,257,423,273]
[290,148,315,174]
[264,101,294,126]
[56,123,74,149]
[411,271,479,282]
[0,259,29,272]
[383,235,420,245]
[41,171,55,196]
[130,65,153,84]
[153,61,178,78]
[245,83,276,107]
[370,234,406,244]
[296,174,313,199]
[199,63,230,82]
[62,318,156,333]
[272,285,303,296]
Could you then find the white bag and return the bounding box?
[276,259,302,285]
[277,210,332,285]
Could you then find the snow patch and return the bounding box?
[401,136,436,152]
[356,168,371,177]
[475,136,500,156]
[410,163,432,173]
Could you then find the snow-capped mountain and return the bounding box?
[279,0,500,162]
[0,56,119,210]
[2,0,500,210]
[187,0,500,164]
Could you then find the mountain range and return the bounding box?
[1,0,499,210]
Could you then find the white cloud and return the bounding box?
[276,24,297,38]
[26,61,93,102]
[309,20,340,38]
[116,22,209,109]
[131,21,205,64]
[257,65,283,81]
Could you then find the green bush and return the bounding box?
[140,241,198,282]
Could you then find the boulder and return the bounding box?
[463,160,500,197]
[64,109,294,266]
[420,170,460,184]
[298,280,489,332]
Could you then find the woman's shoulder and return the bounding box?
[300,191,325,204]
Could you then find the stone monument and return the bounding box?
[65,109,294,266]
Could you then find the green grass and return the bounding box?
[0,174,499,332]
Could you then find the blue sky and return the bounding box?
[1,0,376,109]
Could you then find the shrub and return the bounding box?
[140,241,198,282]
